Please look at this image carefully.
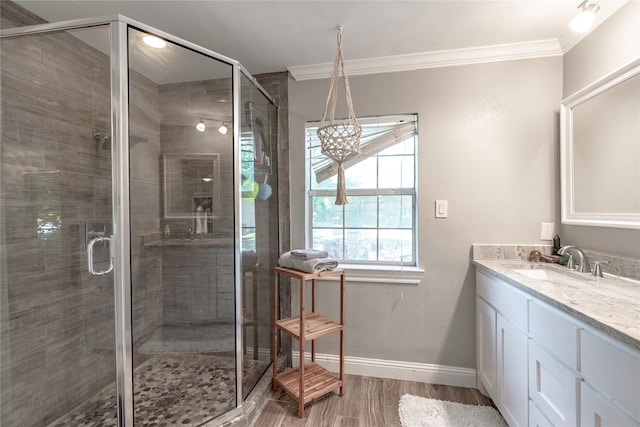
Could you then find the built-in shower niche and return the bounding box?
[163,153,221,236]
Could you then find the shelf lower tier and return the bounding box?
[275,313,343,341]
[273,362,342,404]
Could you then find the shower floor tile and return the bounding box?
[48,353,268,427]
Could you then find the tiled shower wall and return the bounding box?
[0,2,162,425]
[129,66,163,346]
[158,79,236,325]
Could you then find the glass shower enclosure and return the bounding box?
[1,14,278,426]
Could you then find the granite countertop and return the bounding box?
[473,259,640,353]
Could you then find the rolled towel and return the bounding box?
[290,249,330,260]
[278,251,338,273]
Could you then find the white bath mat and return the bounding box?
[398,394,508,427]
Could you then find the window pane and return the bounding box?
[344,229,377,261]
[312,196,343,227]
[310,171,337,190]
[379,195,413,228]
[345,196,377,228]
[307,115,417,265]
[308,144,323,158]
[379,229,413,263]
[378,155,414,188]
[242,228,256,251]
[312,228,343,259]
[344,157,377,189]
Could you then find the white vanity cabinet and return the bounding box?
[476,271,530,427]
[476,264,640,427]
[476,296,497,397]
[580,329,640,427]
[528,300,580,427]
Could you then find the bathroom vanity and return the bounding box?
[474,257,640,427]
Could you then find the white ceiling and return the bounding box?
[13,0,629,80]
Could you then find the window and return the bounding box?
[306,114,418,266]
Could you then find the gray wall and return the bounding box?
[289,57,562,366]
[561,1,640,258]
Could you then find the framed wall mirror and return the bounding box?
[561,58,640,229]
[163,153,221,220]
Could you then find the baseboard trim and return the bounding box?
[291,351,477,388]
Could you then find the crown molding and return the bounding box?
[288,39,563,81]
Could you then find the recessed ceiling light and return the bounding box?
[143,35,167,49]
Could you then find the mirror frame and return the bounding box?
[163,153,221,219]
[560,58,640,229]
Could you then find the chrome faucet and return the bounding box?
[557,245,591,273]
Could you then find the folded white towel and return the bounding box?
[278,251,338,273]
[290,249,330,260]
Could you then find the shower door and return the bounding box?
[127,27,237,425]
[0,25,118,426]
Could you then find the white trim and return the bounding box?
[560,58,640,229]
[289,39,562,81]
[292,351,477,389]
[307,265,424,285]
[342,265,424,285]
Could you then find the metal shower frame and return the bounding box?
[1,14,277,426]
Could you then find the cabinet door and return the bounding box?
[497,314,528,427]
[530,400,555,427]
[529,339,578,426]
[581,381,640,427]
[477,296,497,398]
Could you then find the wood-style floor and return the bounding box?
[251,374,498,427]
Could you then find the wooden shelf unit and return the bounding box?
[272,266,345,417]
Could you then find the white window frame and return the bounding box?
[305,114,424,282]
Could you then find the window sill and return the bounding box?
[323,264,424,285]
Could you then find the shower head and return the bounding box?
[92,129,111,150]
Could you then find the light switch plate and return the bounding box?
[435,200,448,218]
[540,222,555,240]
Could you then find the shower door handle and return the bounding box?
[87,236,114,276]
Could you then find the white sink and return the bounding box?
[513,269,549,280]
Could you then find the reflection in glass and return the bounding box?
[1,25,116,426]
[128,27,236,425]
[572,73,640,213]
[239,73,278,399]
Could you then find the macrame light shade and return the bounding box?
[316,27,362,205]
